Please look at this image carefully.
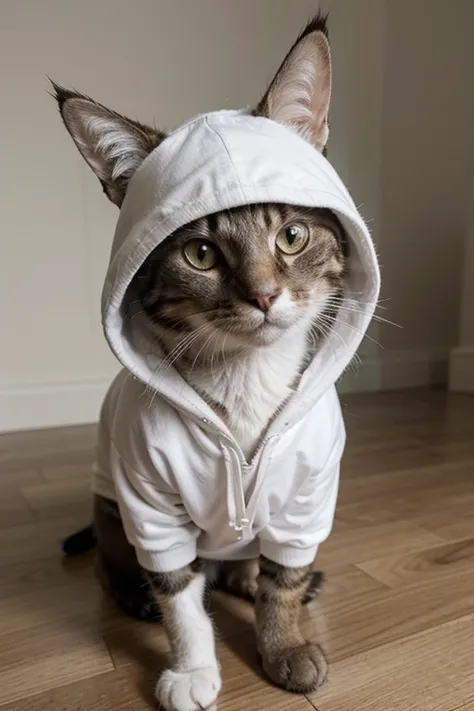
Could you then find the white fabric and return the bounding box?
[94,110,380,573]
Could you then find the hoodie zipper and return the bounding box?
[220,434,277,541]
[221,443,251,540]
[198,411,284,540]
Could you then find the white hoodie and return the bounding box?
[93,110,380,574]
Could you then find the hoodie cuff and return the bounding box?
[260,540,319,569]
[136,542,197,573]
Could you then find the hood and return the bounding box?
[102,109,380,428]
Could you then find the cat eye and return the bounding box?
[183,240,219,271]
[276,223,309,255]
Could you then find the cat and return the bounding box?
[54,12,380,711]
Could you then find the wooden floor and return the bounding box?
[0,389,473,711]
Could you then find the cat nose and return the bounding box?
[248,291,281,312]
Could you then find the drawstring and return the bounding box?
[223,445,237,531]
[221,438,277,542]
[221,442,251,541]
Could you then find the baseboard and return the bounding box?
[0,377,112,432]
[449,346,474,393]
[338,347,449,394]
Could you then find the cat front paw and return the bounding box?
[156,666,221,711]
[262,642,328,693]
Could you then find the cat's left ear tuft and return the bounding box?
[50,80,166,207]
[255,12,331,153]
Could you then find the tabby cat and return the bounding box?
[56,13,351,711]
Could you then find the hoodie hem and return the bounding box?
[259,541,319,568]
[136,544,197,573]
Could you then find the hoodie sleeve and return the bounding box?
[258,439,344,569]
[97,375,202,574]
[112,450,199,573]
[114,453,199,573]
[111,444,200,573]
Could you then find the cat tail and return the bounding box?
[62,524,97,556]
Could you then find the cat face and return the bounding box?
[135,204,347,350]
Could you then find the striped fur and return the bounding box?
[133,203,347,458]
[256,556,328,691]
[58,12,338,705]
[93,495,327,692]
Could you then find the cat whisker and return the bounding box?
[326,315,384,350]
[163,326,211,369]
[147,323,211,392]
[220,330,231,373]
[314,315,364,369]
[188,329,220,377]
[314,318,362,375]
[326,303,401,329]
[313,315,361,364]
[209,332,224,381]
[146,333,208,406]
[334,291,391,308]
[323,295,401,329]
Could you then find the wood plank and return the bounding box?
[0,488,34,529]
[0,577,109,637]
[0,636,317,711]
[0,390,473,710]
[0,552,94,599]
[309,614,474,711]
[21,478,92,520]
[0,618,113,706]
[0,468,43,488]
[302,565,474,662]
[338,459,473,506]
[320,564,386,596]
[0,424,96,474]
[358,538,474,588]
[0,667,152,711]
[40,461,92,482]
[342,438,474,478]
[417,508,474,541]
[0,514,91,566]
[217,635,317,711]
[24,479,92,504]
[335,469,474,531]
[316,520,443,569]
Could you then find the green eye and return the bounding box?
[183,240,219,271]
[276,224,309,255]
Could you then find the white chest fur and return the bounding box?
[188,325,309,460]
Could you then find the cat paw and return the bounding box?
[156,666,221,711]
[262,642,328,693]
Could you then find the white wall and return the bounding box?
[325,0,474,392]
[2,0,473,431]
[321,0,387,394]
[378,0,474,389]
[0,0,317,431]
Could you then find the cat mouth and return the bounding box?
[222,316,291,346]
[206,306,298,343]
[250,322,289,346]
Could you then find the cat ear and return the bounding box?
[255,13,331,153]
[51,82,166,207]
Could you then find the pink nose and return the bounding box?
[249,292,281,312]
